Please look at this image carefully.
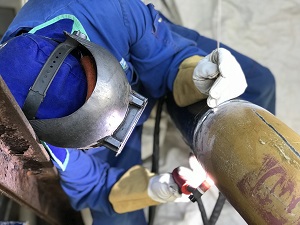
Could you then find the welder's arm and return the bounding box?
[42,141,70,171]
[42,142,128,215]
[108,158,210,213]
[42,142,193,214]
[173,48,248,108]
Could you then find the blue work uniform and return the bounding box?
[0,0,275,224]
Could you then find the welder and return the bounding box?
[0,0,275,224]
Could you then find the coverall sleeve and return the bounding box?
[52,147,161,215]
[55,148,126,216]
[119,0,207,98]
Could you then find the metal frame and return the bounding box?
[0,76,83,225]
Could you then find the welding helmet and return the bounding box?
[0,31,147,154]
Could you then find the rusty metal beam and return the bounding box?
[0,76,83,225]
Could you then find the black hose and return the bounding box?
[196,198,209,225]
[195,191,226,225]
[208,192,226,225]
[147,97,226,225]
[151,98,164,175]
[148,98,165,225]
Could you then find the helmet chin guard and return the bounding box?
[23,31,147,155]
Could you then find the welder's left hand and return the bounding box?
[148,154,210,203]
[178,154,212,187]
[193,48,247,108]
[172,154,212,202]
[147,172,181,203]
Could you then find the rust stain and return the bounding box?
[237,155,300,224]
[0,124,30,155]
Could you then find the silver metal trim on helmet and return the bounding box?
[27,31,147,155]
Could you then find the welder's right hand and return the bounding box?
[42,142,70,171]
[193,48,247,108]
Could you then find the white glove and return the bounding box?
[147,155,211,204]
[147,173,181,203]
[193,48,247,108]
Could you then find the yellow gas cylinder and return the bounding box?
[168,99,300,225]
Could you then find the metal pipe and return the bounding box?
[167,97,300,225]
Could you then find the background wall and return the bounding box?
[152,0,300,133]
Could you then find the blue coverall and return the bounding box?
[0,0,275,224]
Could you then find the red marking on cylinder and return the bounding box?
[237,155,300,224]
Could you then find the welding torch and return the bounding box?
[172,166,225,225]
[171,166,211,202]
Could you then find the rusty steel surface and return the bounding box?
[0,76,83,225]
